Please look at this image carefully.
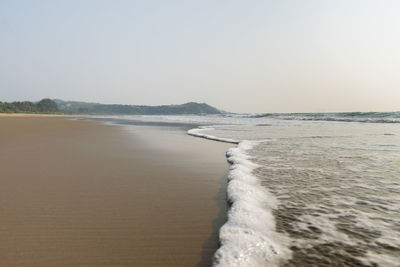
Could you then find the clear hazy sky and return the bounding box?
[1,0,399,113]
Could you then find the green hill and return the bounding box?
[54,100,222,115]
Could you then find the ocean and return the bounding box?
[86,112,400,266]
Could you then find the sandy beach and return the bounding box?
[0,116,232,266]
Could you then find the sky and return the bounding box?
[0,0,399,113]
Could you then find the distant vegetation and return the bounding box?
[0,99,222,115]
[55,99,222,115]
[0,99,60,114]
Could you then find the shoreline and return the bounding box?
[0,116,232,266]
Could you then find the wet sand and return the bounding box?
[0,116,232,266]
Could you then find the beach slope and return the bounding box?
[0,116,231,266]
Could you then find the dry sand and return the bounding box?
[0,116,232,266]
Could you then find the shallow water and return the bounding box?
[252,136,400,266]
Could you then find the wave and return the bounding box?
[269,112,400,124]
[187,127,239,144]
[335,111,400,118]
[221,113,270,119]
[224,111,400,124]
[187,127,290,266]
[287,117,400,124]
[213,141,290,266]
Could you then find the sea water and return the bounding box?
[88,112,400,266]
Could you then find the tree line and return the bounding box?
[0,98,222,115]
[0,99,60,113]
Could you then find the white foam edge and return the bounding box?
[212,140,291,267]
[186,127,291,266]
[187,127,239,144]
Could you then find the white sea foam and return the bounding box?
[187,127,239,144]
[213,141,290,267]
[186,126,291,266]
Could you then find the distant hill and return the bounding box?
[54,99,222,115]
[0,99,60,114]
